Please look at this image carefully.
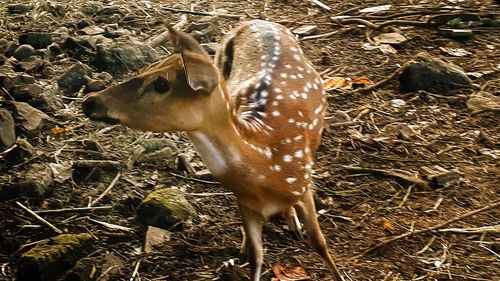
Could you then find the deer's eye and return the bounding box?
[153,77,170,94]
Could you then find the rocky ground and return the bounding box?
[0,0,499,280]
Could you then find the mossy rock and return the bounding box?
[17,233,94,281]
[92,37,158,74]
[137,188,196,229]
[399,52,472,94]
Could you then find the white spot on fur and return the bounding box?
[294,150,304,158]
[283,155,292,162]
[272,164,282,172]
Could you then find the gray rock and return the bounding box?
[5,42,18,57]
[15,57,46,73]
[17,233,93,281]
[1,138,33,165]
[0,39,8,55]
[11,101,51,132]
[84,77,106,93]
[47,42,63,56]
[137,188,196,229]
[19,32,53,49]
[92,37,158,74]
[399,52,472,94]
[95,71,113,83]
[7,4,32,14]
[0,109,16,148]
[467,91,500,114]
[76,19,93,29]
[0,163,53,200]
[30,90,65,113]
[57,63,92,95]
[0,71,35,91]
[13,44,35,61]
[10,84,43,101]
[373,32,408,45]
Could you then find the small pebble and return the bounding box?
[390,99,406,108]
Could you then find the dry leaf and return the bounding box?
[51,126,72,135]
[383,220,396,233]
[323,77,350,90]
[144,226,171,253]
[351,76,373,87]
[49,161,73,183]
[323,76,372,91]
[271,264,310,281]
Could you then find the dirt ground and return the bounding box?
[1,0,499,280]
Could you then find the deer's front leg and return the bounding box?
[238,203,265,281]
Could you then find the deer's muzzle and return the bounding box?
[82,94,120,125]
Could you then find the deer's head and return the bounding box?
[82,28,220,132]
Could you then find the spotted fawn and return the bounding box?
[82,20,342,281]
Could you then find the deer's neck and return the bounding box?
[186,84,243,178]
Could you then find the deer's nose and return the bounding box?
[82,94,104,118]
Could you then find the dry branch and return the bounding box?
[349,64,406,94]
[340,165,428,188]
[332,11,498,31]
[439,224,500,234]
[148,15,189,48]
[88,217,133,232]
[159,5,243,19]
[90,172,121,206]
[35,206,113,214]
[16,201,63,234]
[353,199,500,259]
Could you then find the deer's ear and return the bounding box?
[181,50,218,94]
[168,27,208,56]
[168,27,217,94]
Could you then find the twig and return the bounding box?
[311,0,331,11]
[16,201,63,234]
[90,172,121,206]
[397,185,413,208]
[416,235,436,254]
[148,14,189,48]
[130,259,142,281]
[97,125,121,134]
[349,64,406,94]
[169,172,219,185]
[301,29,341,41]
[333,11,499,31]
[87,217,133,232]
[187,192,233,197]
[159,5,243,19]
[439,224,500,234]
[332,6,364,17]
[1,87,15,100]
[35,206,113,214]
[340,166,428,188]
[352,199,500,259]
[326,120,362,128]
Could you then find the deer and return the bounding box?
[82,20,342,281]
